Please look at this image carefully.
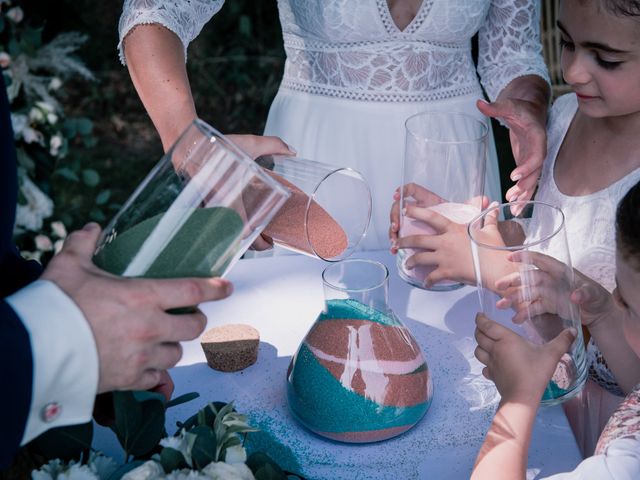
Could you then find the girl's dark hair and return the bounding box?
[616,180,640,270]
[596,0,640,16]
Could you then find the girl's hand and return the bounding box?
[397,201,502,288]
[474,313,576,404]
[389,183,445,253]
[495,251,613,328]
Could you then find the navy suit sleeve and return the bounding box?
[1,73,40,468]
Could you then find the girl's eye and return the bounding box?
[596,57,623,70]
[559,37,574,51]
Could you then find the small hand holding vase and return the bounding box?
[397,111,488,290]
[468,201,588,405]
[287,259,433,442]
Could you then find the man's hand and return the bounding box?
[42,223,233,394]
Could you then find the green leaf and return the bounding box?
[238,15,252,36]
[90,208,106,222]
[190,425,218,468]
[76,117,93,135]
[31,421,93,461]
[111,391,167,458]
[62,119,77,138]
[54,167,80,182]
[95,189,111,205]
[247,452,288,480]
[160,447,187,473]
[82,168,100,186]
[166,391,200,409]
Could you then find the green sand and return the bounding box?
[318,299,401,327]
[94,206,244,278]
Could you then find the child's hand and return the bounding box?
[495,251,613,328]
[389,183,444,254]
[397,205,476,286]
[495,251,575,323]
[397,200,501,288]
[474,313,576,404]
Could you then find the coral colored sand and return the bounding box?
[399,202,480,285]
[262,170,348,259]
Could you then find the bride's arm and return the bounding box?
[122,24,196,152]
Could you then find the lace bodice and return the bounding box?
[119,0,549,103]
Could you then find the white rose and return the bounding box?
[223,445,247,464]
[0,51,10,68]
[121,460,166,480]
[201,462,255,480]
[22,126,43,144]
[57,463,100,480]
[47,112,58,125]
[36,101,55,113]
[14,176,54,232]
[6,6,24,23]
[159,432,197,467]
[51,221,67,239]
[29,107,44,123]
[11,113,27,136]
[35,234,53,252]
[50,134,63,156]
[49,77,63,91]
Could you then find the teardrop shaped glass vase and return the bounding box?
[287,259,433,442]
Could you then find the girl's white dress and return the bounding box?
[119,0,550,250]
[532,93,640,461]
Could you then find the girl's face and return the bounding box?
[614,250,640,355]
[559,0,640,118]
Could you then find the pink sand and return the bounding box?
[400,202,480,286]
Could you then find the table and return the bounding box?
[94,250,582,479]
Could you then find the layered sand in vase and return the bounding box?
[262,170,348,260]
[287,299,433,443]
[200,324,260,372]
[399,202,480,286]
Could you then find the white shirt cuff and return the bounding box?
[6,280,99,444]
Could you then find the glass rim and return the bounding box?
[467,200,566,251]
[322,258,389,292]
[405,110,489,145]
[305,167,372,261]
[187,118,290,200]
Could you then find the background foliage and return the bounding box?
[14,0,285,249]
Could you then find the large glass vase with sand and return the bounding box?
[468,200,587,405]
[397,111,488,290]
[287,259,433,442]
[256,155,371,261]
[93,119,290,284]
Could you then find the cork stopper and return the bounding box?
[200,324,260,372]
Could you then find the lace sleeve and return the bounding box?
[118,0,225,65]
[476,0,550,102]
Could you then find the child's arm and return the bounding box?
[574,282,640,394]
[496,251,640,394]
[472,314,576,479]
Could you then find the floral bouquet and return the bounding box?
[30,393,306,480]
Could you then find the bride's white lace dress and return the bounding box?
[119,0,549,250]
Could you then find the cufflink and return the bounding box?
[40,402,62,422]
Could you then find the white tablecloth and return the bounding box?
[94,250,582,479]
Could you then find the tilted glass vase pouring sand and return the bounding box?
[287,259,433,443]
